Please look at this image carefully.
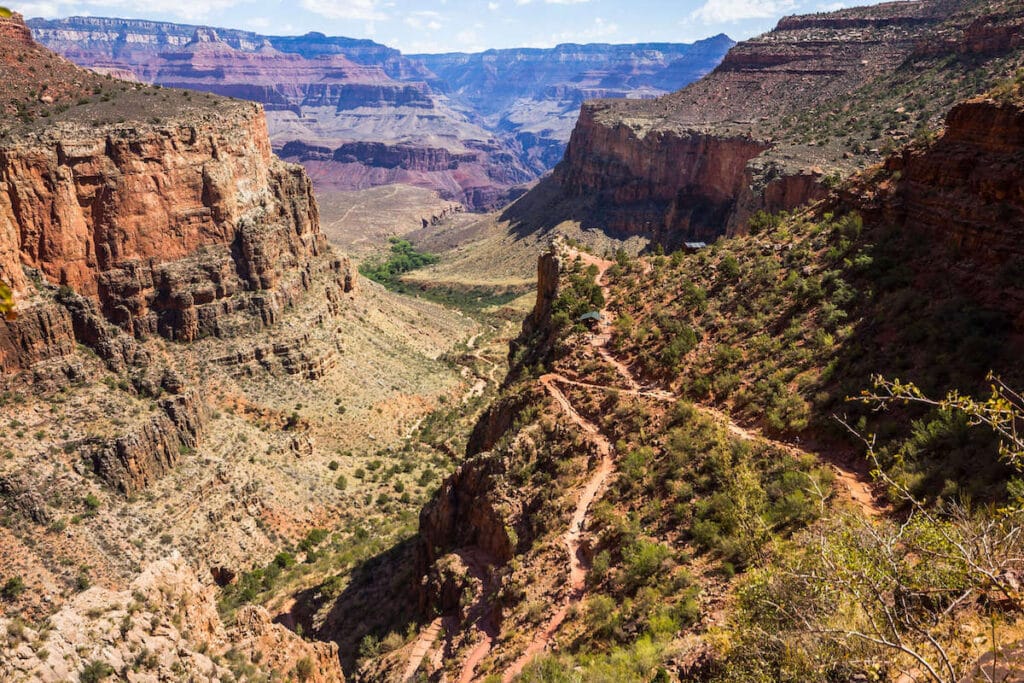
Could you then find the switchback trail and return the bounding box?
[501,376,616,682]
[402,617,443,682]
[500,249,622,679]
[564,246,882,516]
[455,547,501,683]
[416,246,882,682]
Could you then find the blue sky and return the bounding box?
[16,0,872,53]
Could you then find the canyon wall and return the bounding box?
[866,92,1024,323]
[0,102,352,374]
[544,0,1024,245]
[29,17,734,210]
[0,13,353,380]
[556,106,771,242]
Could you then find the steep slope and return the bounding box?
[393,72,1024,680]
[527,0,1024,245]
[0,14,490,682]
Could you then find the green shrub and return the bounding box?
[295,656,314,681]
[1,575,24,599]
[622,540,671,591]
[273,552,295,569]
[719,255,740,279]
[80,661,114,682]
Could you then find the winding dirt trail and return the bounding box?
[403,617,444,682]
[501,376,616,682]
[455,547,501,683]
[411,246,883,683]
[497,251,624,680]
[567,247,882,517]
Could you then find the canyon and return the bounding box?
[3,0,1024,680]
[535,0,1024,245]
[0,12,501,682]
[28,16,732,212]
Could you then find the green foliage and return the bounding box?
[359,238,440,285]
[273,552,296,569]
[295,656,314,681]
[719,255,740,279]
[1,575,24,599]
[552,261,605,330]
[747,210,784,236]
[299,528,329,553]
[80,661,115,682]
[621,540,671,591]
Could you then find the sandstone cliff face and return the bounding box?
[557,106,771,242]
[546,0,1024,244]
[867,94,1024,323]
[89,389,209,495]
[0,100,353,372]
[332,142,478,171]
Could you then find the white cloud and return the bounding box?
[299,0,387,21]
[18,0,254,20]
[487,1,499,8]
[15,2,62,17]
[243,16,271,29]
[523,16,617,46]
[515,0,590,4]
[404,10,443,31]
[691,0,797,23]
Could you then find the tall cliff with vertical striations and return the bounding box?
[0,17,353,373]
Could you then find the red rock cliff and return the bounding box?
[0,15,353,372]
[0,103,351,361]
[548,0,1024,245]
[556,104,771,241]
[866,93,1024,322]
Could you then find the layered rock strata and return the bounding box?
[550,0,1024,244]
[0,100,352,371]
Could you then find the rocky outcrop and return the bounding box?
[0,97,353,369]
[543,0,1024,244]
[867,94,1024,323]
[331,142,477,171]
[557,107,771,243]
[412,37,735,171]
[417,455,515,582]
[234,606,344,683]
[0,474,52,525]
[137,28,428,112]
[0,300,76,373]
[0,553,343,682]
[89,389,208,495]
[27,16,416,77]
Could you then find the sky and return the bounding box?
[15,0,874,53]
